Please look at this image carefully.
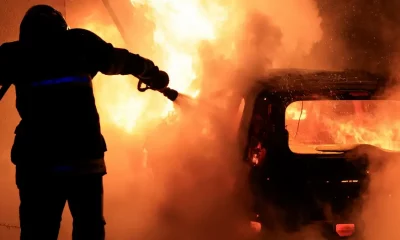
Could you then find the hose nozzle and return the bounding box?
[137,78,179,101]
[159,87,179,101]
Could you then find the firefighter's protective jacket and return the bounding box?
[0,28,153,174]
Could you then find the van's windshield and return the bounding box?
[286,100,400,154]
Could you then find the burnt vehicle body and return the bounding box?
[239,69,400,238]
[143,69,400,238]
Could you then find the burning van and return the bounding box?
[143,68,400,238]
[240,69,400,238]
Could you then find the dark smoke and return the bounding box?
[310,0,400,75]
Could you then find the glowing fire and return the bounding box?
[287,100,400,152]
[129,0,228,122]
[286,102,307,120]
[131,0,227,92]
[73,0,325,135]
[78,1,229,134]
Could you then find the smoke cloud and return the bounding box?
[311,0,400,75]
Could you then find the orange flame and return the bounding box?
[76,0,323,134]
[287,100,400,152]
[78,1,229,134]
[286,102,307,120]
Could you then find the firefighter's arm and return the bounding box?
[99,47,155,77]
[79,29,169,90]
[99,47,169,90]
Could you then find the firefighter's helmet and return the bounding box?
[20,5,68,43]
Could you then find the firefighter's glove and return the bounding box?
[138,59,169,91]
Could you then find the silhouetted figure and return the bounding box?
[0,5,169,240]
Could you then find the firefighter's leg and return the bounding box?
[68,174,105,240]
[16,168,67,240]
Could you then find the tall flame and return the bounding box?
[80,1,229,134]
[78,0,323,134]
[130,0,228,117]
[130,0,227,93]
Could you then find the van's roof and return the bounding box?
[255,69,387,93]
